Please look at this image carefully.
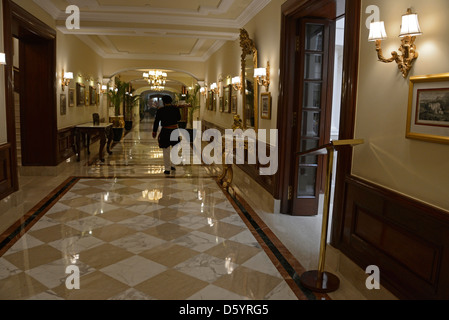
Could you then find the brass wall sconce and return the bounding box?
[210,83,219,95]
[100,85,108,94]
[200,86,207,97]
[254,61,270,91]
[61,70,74,91]
[369,8,422,78]
[0,53,6,65]
[232,74,243,93]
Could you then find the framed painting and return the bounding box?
[60,94,67,115]
[207,91,214,111]
[261,92,272,120]
[76,83,85,106]
[219,97,223,112]
[69,88,75,107]
[223,85,231,113]
[89,86,96,105]
[407,73,449,145]
[231,95,238,114]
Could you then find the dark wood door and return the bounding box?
[291,18,335,216]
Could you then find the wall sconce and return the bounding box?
[232,74,243,93]
[255,61,270,91]
[200,86,207,97]
[210,83,219,95]
[368,8,422,78]
[100,85,108,94]
[0,53,6,65]
[61,70,74,91]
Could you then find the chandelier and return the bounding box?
[143,70,167,87]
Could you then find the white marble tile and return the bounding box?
[174,231,225,252]
[76,202,121,215]
[264,281,298,300]
[174,253,237,283]
[27,290,65,300]
[171,214,212,230]
[0,257,22,280]
[64,216,113,233]
[228,230,261,249]
[100,255,166,287]
[118,215,164,231]
[242,252,283,278]
[110,232,166,254]
[108,288,156,300]
[49,235,104,254]
[6,234,44,255]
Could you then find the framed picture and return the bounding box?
[231,95,238,114]
[207,91,214,111]
[223,85,231,113]
[60,94,67,115]
[261,92,272,120]
[219,97,223,112]
[76,83,85,106]
[69,88,75,107]
[407,73,449,145]
[89,86,96,105]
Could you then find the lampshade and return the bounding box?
[232,76,240,85]
[254,68,267,77]
[368,21,388,41]
[399,12,422,37]
[0,53,6,65]
[64,72,74,80]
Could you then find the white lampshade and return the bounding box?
[0,53,6,65]
[399,12,422,37]
[232,76,240,85]
[368,21,388,41]
[254,68,267,77]
[64,72,74,80]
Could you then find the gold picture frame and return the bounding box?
[261,92,272,120]
[406,73,449,145]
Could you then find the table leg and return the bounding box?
[75,129,81,162]
[87,134,91,155]
[106,126,113,155]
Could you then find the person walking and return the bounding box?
[152,95,181,175]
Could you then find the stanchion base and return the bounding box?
[300,271,340,293]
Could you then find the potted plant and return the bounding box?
[108,77,127,141]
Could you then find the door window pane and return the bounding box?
[302,111,321,137]
[305,24,324,51]
[303,82,322,109]
[304,54,323,80]
[297,166,317,198]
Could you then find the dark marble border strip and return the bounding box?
[0,177,79,257]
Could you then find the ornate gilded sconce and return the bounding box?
[232,74,243,93]
[210,83,219,95]
[369,8,422,78]
[255,61,270,91]
[61,69,74,91]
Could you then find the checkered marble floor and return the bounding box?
[0,177,303,300]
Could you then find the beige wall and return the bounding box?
[354,0,449,212]
[202,0,284,131]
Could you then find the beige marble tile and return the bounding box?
[135,269,209,300]
[28,225,81,244]
[212,266,283,300]
[143,222,193,241]
[139,243,200,268]
[0,272,48,300]
[3,244,63,271]
[78,243,134,270]
[205,240,262,265]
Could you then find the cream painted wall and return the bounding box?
[0,1,6,144]
[57,32,106,129]
[354,0,449,212]
[202,0,285,132]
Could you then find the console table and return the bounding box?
[74,123,113,162]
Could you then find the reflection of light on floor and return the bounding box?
[142,189,163,202]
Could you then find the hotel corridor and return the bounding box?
[0,118,329,300]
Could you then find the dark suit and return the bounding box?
[153,104,181,149]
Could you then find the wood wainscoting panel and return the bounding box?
[337,176,449,300]
[0,144,14,200]
[57,127,75,164]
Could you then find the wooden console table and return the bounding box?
[74,123,113,162]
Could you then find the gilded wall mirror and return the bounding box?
[240,28,258,131]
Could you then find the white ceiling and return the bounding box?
[34,0,271,62]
